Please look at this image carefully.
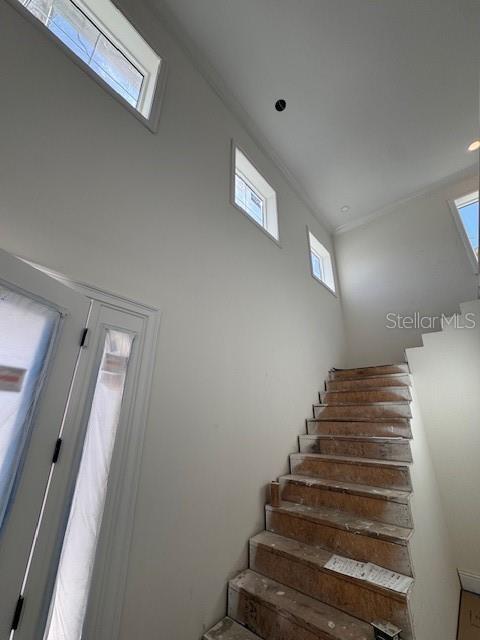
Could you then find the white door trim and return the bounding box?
[0,249,91,639]
[15,262,160,640]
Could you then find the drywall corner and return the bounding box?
[407,384,460,640]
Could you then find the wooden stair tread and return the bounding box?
[203,617,262,640]
[313,405,412,422]
[301,434,410,443]
[230,569,374,640]
[329,365,409,381]
[309,418,410,426]
[280,474,411,504]
[316,401,411,407]
[320,389,411,406]
[291,452,410,470]
[324,386,410,394]
[307,420,412,438]
[326,376,411,391]
[251,531,410,600]
[266,501,412,544]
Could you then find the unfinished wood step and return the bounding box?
[203,617,262,640]
[329,364,409,381]
[290,454,412,491]
[250,531,412,638]
[266,502,413,575]
[307,419,412,439]
[326,374,411,392]
[299,435,412,462]
[320,388,411,405]
[313,404,411,422]
[279,475,413,528]
[229,569,374,640]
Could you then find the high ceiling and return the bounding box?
[149,0,479,231]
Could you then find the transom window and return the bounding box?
[308,230,336,293]
[17,0,162,122]
[450,191,479,272]
[233,146,279,241]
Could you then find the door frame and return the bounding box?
[15,263,161,640]
[0,249,91,639]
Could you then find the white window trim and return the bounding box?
[231,141,280,245]
[448,191,479,275]
[14,261,161,640]
[307,227,338,296]
[7,0,168,133]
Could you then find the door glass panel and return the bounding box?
[0,285,60,530]
[44,329,134,640]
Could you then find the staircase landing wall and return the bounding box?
[335,171,478,367]
[407,386,460,640]
[407,300,480,592]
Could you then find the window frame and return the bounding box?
[231,142,280,245]
[234,170,267,228]
[307,227,337,296]
[8,0,167,133]
[448,191,479,274]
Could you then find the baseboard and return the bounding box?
[459,570,480,595]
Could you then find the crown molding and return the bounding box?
[144,0,334,233]
[459,569,480,595]
[334,164,478,235]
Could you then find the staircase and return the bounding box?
[204,363,415,640]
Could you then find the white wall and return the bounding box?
[407,300,480,588]
[335,172,478,366]
[0,2,346,638]
[407,386,460,640]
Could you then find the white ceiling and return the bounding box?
[148,0,479,231]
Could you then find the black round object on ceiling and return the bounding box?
[275,99,287,112]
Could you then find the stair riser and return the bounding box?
[250,542,412,638]
[314,404,411,421]
[228,586,329,640]
[326,375,411,392]
[290,456,411,491]
[280,480,413,528]
[307,420,412,439]
[320,388,411,405]
[266,510,412,576]
[299,437,412,462]
[329,365,409,380]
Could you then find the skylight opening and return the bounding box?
[17,0,162,123]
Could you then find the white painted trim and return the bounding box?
[459,570,480,595]
[230,140,282,247]
[448,192,479,275]
[14,260,160,640]
[306,227,338,297]
[82,294,160,640]
[335,166,478,235]
[5,0,168,133]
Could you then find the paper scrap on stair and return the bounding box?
[324,555,413,593]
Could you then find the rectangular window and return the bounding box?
[451,192,479,271]
[308,230,336,293]
[233,146,279,241]
[16,0,162,123]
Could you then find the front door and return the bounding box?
[0,248,90,639]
